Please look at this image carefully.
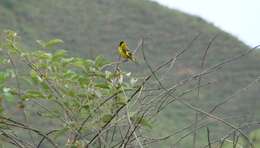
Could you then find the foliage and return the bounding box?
[0,30,147,147]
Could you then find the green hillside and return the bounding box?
[1,0,260,147]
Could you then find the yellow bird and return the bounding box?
[117,41,135,62]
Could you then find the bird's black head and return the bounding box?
[119,41,124,46]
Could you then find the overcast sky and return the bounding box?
[151,0,260,47]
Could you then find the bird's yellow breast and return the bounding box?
[117,41,134,61]
[118,47,129,59]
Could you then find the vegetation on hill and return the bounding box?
[0,0,260,147]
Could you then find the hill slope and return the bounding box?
[1,0,260,147]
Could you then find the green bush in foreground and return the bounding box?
[0,30,151,147]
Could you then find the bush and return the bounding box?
[0,30,149,147]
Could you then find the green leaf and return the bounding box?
[85,59,95,67]
[22,90,45,100]
[30,70,43,84]
[0,106,4,114]
[35,51,52,60]
[115,96,127,106]
[36,40,46,48]
[3,87,14,102]
[0,72,9,84]
[131,116,152,129]
[45,39,64,48]
[63,70,77,79]
[105,71,112,79]
[40,82,50,90]
[94,90,102,98]
[101,114,113,123]
[79,77,90,88]
[52,50,66,61]
[53,127,69,139]
[72,58,84,67]
[67,90,76,97]
[95,55,109,68]
[82,105,90,112]
[5,30,17,42]
[70,145,77,148]
[0,57,7,64]
[95,83,110,89]
[37,39,63,48]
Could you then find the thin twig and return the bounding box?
[0,116,58,148]
[206,127,211,148]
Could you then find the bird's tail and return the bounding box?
[130,56,139,65]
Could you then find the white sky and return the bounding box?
[151,0,260,47]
